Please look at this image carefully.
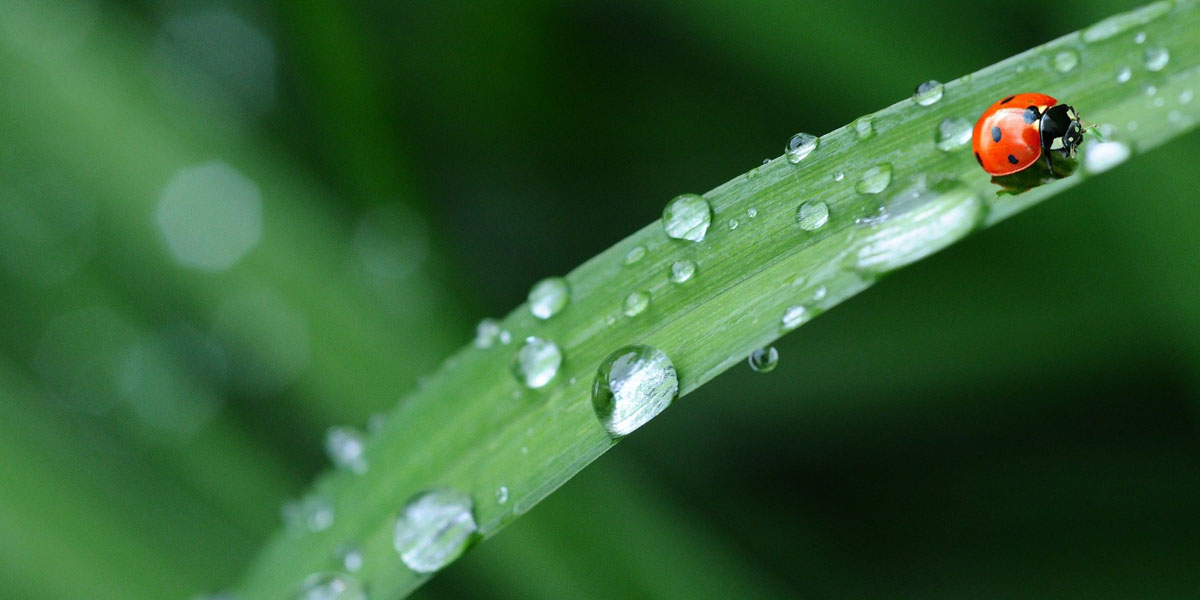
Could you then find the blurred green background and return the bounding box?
[2,0,1199,598]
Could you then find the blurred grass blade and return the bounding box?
[236,1,1200,597]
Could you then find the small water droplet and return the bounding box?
[325,426,368,475]
[747,347,779,373]
[1145,46,1169,71]
[498,330,513,345]
[935,117,972,152]
[296,573,365,600]
[853,116,875,139]
[1180,89,1194,104]
[474,319,501,349]
[394,489,477,574]
[1145,84,1158,96]
[727,218,739,230]
[591,345,679,437]
[1116,66,1132,83]
[781,305,810,330]
[623,245,647,265]
[1083,140,1131,174]
[913,80,944,106]
[661,194,712,242]
[1153,96,1165,108]
[623,291,650,317]
[833,171,845,182]
[337,545,364,573]
[1168,110,1186,125]
[605,315,616,326]
[670,260,696,284]
[855,164,893,194]
[746,207,758,218]
[795,201,830,231]
[785,133,819,164]
[1053,49,1080,73]
[1083,18,1122,43]
[496,486,509,504]
[1134,31,1147,44]
[528,277,569,320]
[813,286,828,301]
[287,496,333,533]
[854,180,981,274]
[762,158,771,165]
[511,337,562,389]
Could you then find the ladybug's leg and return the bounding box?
[1044,151,1053,174]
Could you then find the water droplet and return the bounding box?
[1180,89,1194,104]
[854,180,981,274]
[1083,140,1131,174]
[1145,84,1158,96]
[727,219,739,230]
[325,426,367,475]
[670,260,697,284]
[474,319,501,348]
[1116,66,1132,83]
[337,545,364,573]
[746,208,758,218]
[511,337,562,389]
[661,194,712,242]
[913,80,944,106]
[747,347,779,373]
[498,330,513,345]
[496,486,509,504]
[833,171,845,182]
[528,277,570,320]
[157,162,263,272]
[1153,96,1165,108]
[781,305,810,331]
[394,489,477,574]
[286,496,333,533]
[1053,49,1080,73]
[1134,31,1147,44]
[853,116,875,139]
[795,201,830,231]
[591,345,679,437]
[1145,46,1170,71]
[935,117,972,152]
[623,245,647,265]
[623,291,650,317]
[1083,18,1122,42]
[762,158,771,165]
[813,286,828,301]
[605,315,616,326]
[855,164,893,194]
[785,133,819,164]
[296,573,365,600]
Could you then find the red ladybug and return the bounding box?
[972,93,1084,176]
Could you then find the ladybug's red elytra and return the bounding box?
[972,93,1084,176]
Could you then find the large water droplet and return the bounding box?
[1083,140,1131,174]
[623,291,650,317]
[913,80,944,106]
[325,426,367,474]
[623,245,647,265]
[853,116,875,140]
[1053,49,1080,73]
[747,347,779,373]
[670,260,696,284]
[394,489,478,574]
[511,337,563,389]
[935,117,973,152]
[1145,46,1170,71]
[781,305,810,331]
[795,201,829,231]
[1116,66,1132,83]
[474,318,501,349]
[296,573,366,600]
[591,345,679,437]
[528,277,570,320]
[662,194,712,242]
[785,133,819,164]
[854,180,981,274]
[855,164,893,194]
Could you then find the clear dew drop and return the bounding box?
[1181,89,1194,104]
[337,545,364,573]
[855,164,893,194]
[747,347,779,373]
[785,133,819,164]
[781,305,810,331]
[296,573,366,600]
[853,116,875,139]
[1134,31,1147,44]
[623,291,650,317]
[624,245,647,265]
[935,117,973,152]
[498,330,512,345]
[528,277,569,320]
[913,80,944,106]
[661,194,712,242]
[1083,140,1132,174]
[474,318,501,349]
[511,337,562,389]
[747,207,758,218]
[284,495,333,533]
[795,201,830,231]
[496,486,509,504]
[394,489,478,574]
[1053,49,1080,73]
[1145,46,1170,71]
[591,345,679,437]
[813,286,828,301]
[854,180,981,274]
[325,426,368,475]
[1116,66,1132,83]
[670,259,696,284]
[833,171,845,182]
[727,218,739,230]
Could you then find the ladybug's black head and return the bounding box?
[1041,104,1083,157]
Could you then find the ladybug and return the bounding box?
[972,93,1084,176]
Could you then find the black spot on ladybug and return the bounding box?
[1023,107,1039,123]
[1001,95,1015,104]
[975,152,983,166]
[1007,154,1020,164]
[991,126,1002,142]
